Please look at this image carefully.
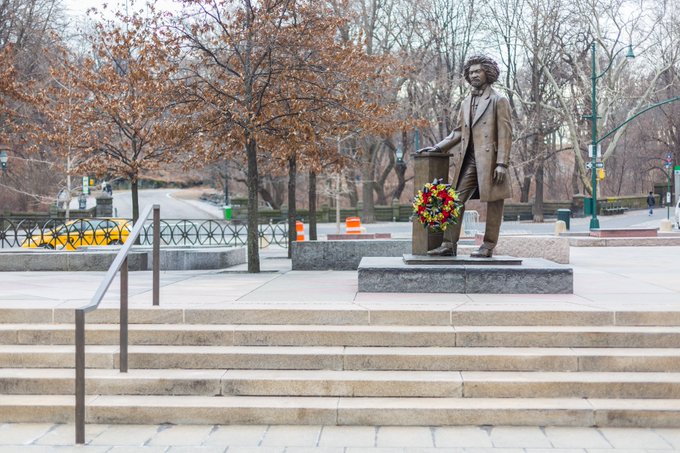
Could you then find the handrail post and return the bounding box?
[73,204,159,445]
[120,257,128,373]
[153,205,160,306]
[75,309,85,444]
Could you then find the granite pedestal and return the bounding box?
[358,256,573,294]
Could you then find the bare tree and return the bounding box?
[0,0,68,213]
[490,0,567,221]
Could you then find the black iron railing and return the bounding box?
[0,218,289,249]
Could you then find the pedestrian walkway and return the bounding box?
[2,245,678,311]
[2,246,680,451]
[2,423,680,452]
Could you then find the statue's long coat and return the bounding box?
[436,86,512,202]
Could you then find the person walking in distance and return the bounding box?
[417,55,512,258]
[647,191,655,216]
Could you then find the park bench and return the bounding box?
[600,202,629,215]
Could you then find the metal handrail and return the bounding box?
[75,204,160,444]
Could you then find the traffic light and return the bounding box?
[598,168,605,180]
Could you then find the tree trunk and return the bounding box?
[258,184,280,210]
[571,158,581,195]
[520,176,532,203]
[361,144,375,223]
[362,165,375,222]
[131,178,140,245]
[259,176,285,209]
[348,177,358,207]
[287,154,297,259]
[221,160,229,205]
[308,170,317,241]
[131,178,139,223]
[393,163,406,202]
[532,158,545,222]
[531,127,545,223]
[246,136,260,273]
[391,130,408,201]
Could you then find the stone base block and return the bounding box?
[292,240,411,271]
[358,257,573,294]
[590,228,657,238]
[150,247,246,270]
[326,233,392,240]
[475,235,570,264]
[0,247,246,271]
[567,236,680,247]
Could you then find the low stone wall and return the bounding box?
[474,235,570,264]
[0,247,246,272]
[292,240,412,270]
[567,237,680,247]
[0,250,148,272]
[149,247,246,270]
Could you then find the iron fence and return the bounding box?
[0,218,289,250]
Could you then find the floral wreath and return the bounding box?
[412,178,462,232]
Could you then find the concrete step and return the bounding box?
[461,371,680,398]
[4,307,680,326]
[5,368,680,399]
[0,324,456,347]
[0,368,460,397]
[4,324,680,348]
[454,325,680,348]
[3,345,680,372]
[2,394,680,427]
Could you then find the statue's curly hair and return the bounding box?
[463,55,500,85]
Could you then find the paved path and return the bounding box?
[2,423,680,451]
[2,246,680,450]
[2,246,679,311]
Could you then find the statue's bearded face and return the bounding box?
[468,64,487,88]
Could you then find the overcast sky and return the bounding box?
[62,0,181,19]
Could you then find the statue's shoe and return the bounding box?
[426,244,456,256]
[470,247,493,258]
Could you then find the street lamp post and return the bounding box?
[665,152,673,220]
[587,42,634,229]
[667,166,672,220]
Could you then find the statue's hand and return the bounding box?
[493,165,507,184]
[415,146,441,154]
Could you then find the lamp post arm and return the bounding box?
[596,96,680,145]
[595,44,633,79]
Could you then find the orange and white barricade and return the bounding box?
[345,217,362,234]
[295,221,305,241]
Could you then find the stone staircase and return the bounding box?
[2,307,680,426]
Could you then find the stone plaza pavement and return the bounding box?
[1,245,680,451]
[3,423,680,452]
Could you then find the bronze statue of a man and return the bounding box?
[418,55,512,258]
